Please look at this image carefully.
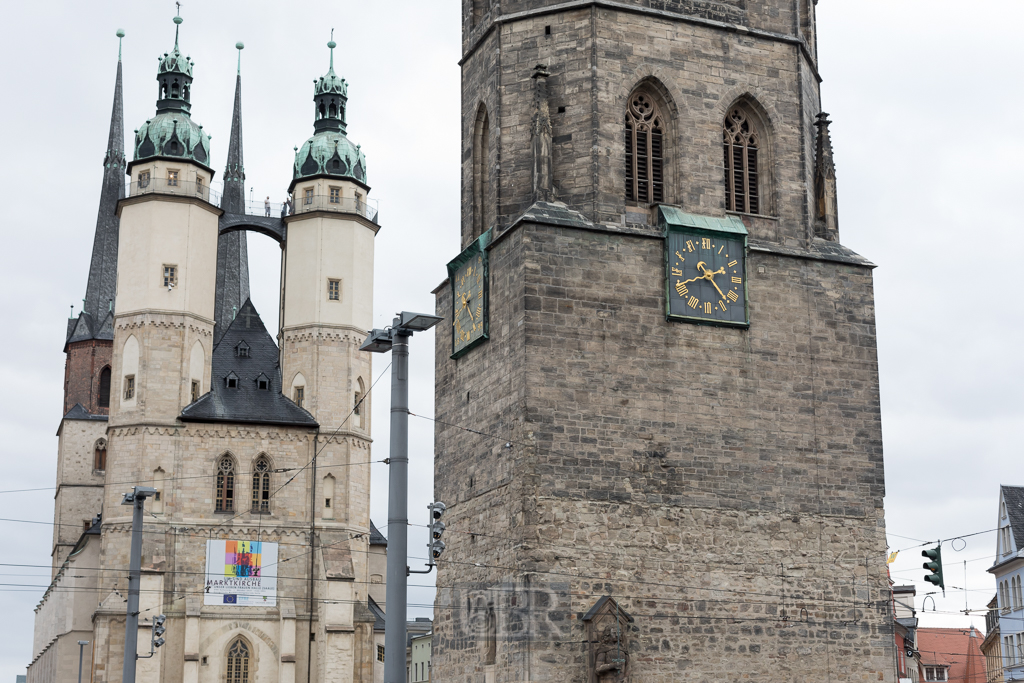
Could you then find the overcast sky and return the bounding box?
[0,1,1021,678]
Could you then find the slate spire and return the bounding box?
[74,30,126,343]
[213,41,251,344]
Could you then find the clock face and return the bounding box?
[666,231,748,326]
[451,251,488,358]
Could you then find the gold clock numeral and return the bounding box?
[675,281,688,296]
[726,290,739,302]
[671,267,683,276]
[728,260,738,267]
[476,305,482,317]
[718,300,727,312]
[701,237,711,249]
[718,245,725,255]
[704,301,712,315]
[686,240,695,252]
[687,296,699,309]
[675,251,686,262]
[732,277,742,284]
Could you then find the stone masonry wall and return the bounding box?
[434,223,891,683]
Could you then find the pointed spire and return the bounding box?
[77,31,126,343]
[214,40,251,345]
[173,4,182,49]
[813,112,840,241]
[329,29,335,70]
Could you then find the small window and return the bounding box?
[355,192,364,211]
[138,170,150,188]
[167,170,179,187]
[98,366,111,408]
[83,520,91,531]
[251,456,271,513]
[226,372,239,389]
[328,279,341,301]
[191,380,200,403]
[377,645,385,662]
[123,375,135,401]
[163,265,177,288]
[1002,500,1008,519]
[215,455,235,513]
[235,342,250,358]
[925,667,947,682]
[94,439,107,470]
[195,175,204,194]
[354,391,362,416]
[304,187,314,205]
[325,497,331,508]
[294,386,305,408]
[329,187,341,204]
[257,377,269,391]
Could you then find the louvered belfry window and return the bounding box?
[625,91,664,204]
[723,108,761,214]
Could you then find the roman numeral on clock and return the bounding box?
[671,267,683,276]
[675,282,688,296]
[726,290,739,302]
[732,277,742,284]
[728,260,738,267]
[687,296,699,309]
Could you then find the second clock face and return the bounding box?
[666,231,748,326]
[452,252,487,357]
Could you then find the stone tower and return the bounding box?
[433,1,891,683]
[29,22,382,683]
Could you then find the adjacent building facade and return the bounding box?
[433,0,892,682]
[29,18,383,683]
[991,486,1024,682]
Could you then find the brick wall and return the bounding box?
[64,339,113,415]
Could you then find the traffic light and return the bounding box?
[153,614,166,649]
[428,502,447,564]
[922,545,944,591]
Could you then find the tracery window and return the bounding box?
[624,91,664,204]
[216,455,235,513]
[252,456,271,513]
[226,638,251,683]
[723,107,761,214]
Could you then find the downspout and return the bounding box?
[307,427,319,683]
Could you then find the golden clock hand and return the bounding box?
[678,275,703,286]
[708,277,727,299]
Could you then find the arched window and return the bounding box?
[98,366,111,408]
[723,106,762,214]
[251,456,271,514]
[226,637,251,683]
[216,455,235,512]
[472,104,490,240]
[94,438,107,471]
[625,90,664,205]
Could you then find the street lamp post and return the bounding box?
[77,640,90,683]
[360,311,443,683]
[120,486,157,683]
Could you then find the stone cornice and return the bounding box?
[116,191,223,218]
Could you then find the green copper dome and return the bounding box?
[134,113,211,166]
[293,131,365,185]
[130,13,211,169]
[291,39,365,188]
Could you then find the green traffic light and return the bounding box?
[921,545,944,590]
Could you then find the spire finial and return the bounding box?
[173,4,183,49]
[328,29,336,70]
[116,28,125,61]
[236,41,244,74]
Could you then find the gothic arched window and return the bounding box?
[98,366,111,408]
[251,456,271,514]
[216,455,235,513]
[472,104,490,240]
[226,637,251,683]
[625,91,664,204]
[723,107,762,214]
[94,438,107,471]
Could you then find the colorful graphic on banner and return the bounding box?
[204,540,278,606]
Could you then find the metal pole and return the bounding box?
[121,487,155,683]
[383,328,410,683]
[78,640,89,683]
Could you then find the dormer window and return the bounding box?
[255,373,270,391]
[226,372,239,389]
[924,666,948,682]
[235,341,250,358]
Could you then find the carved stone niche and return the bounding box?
[583,596,634,683]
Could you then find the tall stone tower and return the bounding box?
[29,21,382,683]
[433,1,891,682]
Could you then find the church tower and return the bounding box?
[433,2,891,682]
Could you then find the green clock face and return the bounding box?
[451,251,488,357]
[666,231,748,326]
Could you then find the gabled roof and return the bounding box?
[916,627,986,682]
[1002,485,1024,550]
[369,520,387,546]
[368,596,386,631]
[180,298,317,427]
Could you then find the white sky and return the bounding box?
[0,1,1021,678]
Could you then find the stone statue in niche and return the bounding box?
[531,64,554,203]
[583,596,632,683]
[485,601,497,665]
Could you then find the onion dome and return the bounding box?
[131,13,213,170]
[291,39,366,190]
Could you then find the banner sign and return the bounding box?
[204,540,278,606]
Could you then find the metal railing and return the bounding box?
[125,181,379,225]
[127,178,221,205]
